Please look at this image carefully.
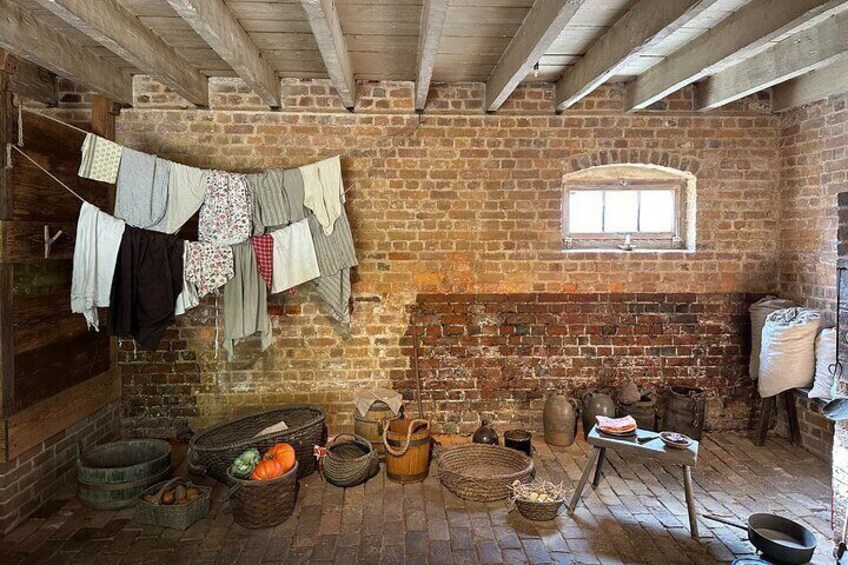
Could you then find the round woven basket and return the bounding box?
[514,497,564,521]
[320,434,380,488]
[226,461,299,529]
[437,444,534,502]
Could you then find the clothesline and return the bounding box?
[10,144,87,203]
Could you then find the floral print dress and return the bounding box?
[199,171,252,245]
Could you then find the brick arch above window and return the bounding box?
[563,149,702,177]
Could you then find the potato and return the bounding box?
[161,490,175,505]
[143,494,157,505]
[174,485,187,502]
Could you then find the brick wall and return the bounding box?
[113,77,781,437]
[0,402,120,534]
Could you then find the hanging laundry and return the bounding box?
[250,234,274,290]
[247,168,306,235]
[315,269,353,324]
[115,148,170,229]
[307,207,357,324]
[78,133,123,184]
[301,155,343,236]
[223,242,272,360]
[71,202,126,330]
[184,241,234,298]
[270,219,320,294]
[175,244,201,316]
[199,171,252,245]
[165,162,207,234]
[109,227,184,350]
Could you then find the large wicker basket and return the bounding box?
[319,434,380,488]
[437,444,534,502]
[227,461,299,529]
[187,405,326,483]
[135,477,212,530]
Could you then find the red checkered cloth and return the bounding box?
[251,234,274,290]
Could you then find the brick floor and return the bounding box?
[0,432,834,564]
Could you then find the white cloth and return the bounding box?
[78,133,122,183]
[71,202,126,330]
[355,389,403,418]
[166,163,207,233]
[301,155,343,236]
[175,243,200,316]
[115,149,170,229]
[810,327,837,400]
[270,219,320,293]
[758,307,822,398]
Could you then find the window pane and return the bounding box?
[639,190,675,232]
[568,191,603,233]
[603,190,638,233]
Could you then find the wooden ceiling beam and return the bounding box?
[772,56,848,112]
[0,0,132,104]
[166,0,280,108]
[32,0,208,107]
[625,0,848,111]
[485,0,585,112]
[300,0,356,110]
[696,12,848,111]
[415,0,449,111]
[555,0,719,111]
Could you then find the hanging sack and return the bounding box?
[809,327,837,400]
[758,308,821,398]
[749,296,795,380]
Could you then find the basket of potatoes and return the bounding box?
[509,479,569,522]
[136,476,211,530]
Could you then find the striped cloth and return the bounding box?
[246,168,306,235]
[307,207,357,324]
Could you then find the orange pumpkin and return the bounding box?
[263,443,296,474]
[250,458,286,480]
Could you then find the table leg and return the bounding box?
[567,447,600,515]
[592,447,607,488]
[682,465,699,538]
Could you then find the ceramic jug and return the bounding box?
[543,395,580,447]
[581,391,616,439]
[472,418,499,445]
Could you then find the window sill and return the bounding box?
[561,248,695,254]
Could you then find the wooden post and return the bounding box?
[90,94,117,212]
[0,52,16,455]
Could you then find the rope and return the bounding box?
[382,418,429,457]
[10,145,86,203]
[20,107,90,136]
[17,105,23,146]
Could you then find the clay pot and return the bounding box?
[472,418,499,446]
[617,380,641,405]
[543,395,580,447]
[581,391,616,439]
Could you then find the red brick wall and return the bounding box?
[113,78,781,437]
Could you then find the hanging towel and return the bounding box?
[307,207,357,324]
[78,133,122,183]
[71,202,126,330]
[247,168,306,235]
[223,242,272,360]
[115,149,170,229]
[165,162,207,233]
[109,227,184,350]
[175,243,201,316]
[251,234,274,290]
[199,171,252,245]
[314,269,352,324]
[301,155,343,236]
[184,241,234,298]
[270,219,320,293]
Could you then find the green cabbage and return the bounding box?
[229,448,261,479]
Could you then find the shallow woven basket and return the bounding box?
[514,497,564,522]
[188,405,326,483]
[437,444,534,502]
[226,461,299,529]
[135,477,212,530]
[320,434,380,488]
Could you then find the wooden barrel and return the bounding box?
[78,439,172,510]
[354,401,403,461]
[664,386,707,440]
[383,418,430,484]
[618,393,658,431]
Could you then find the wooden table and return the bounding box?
[568,426,701,538]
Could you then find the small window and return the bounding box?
[563,182,685,250]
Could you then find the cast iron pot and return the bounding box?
[704,513,816,565]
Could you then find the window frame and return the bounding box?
[562,179,686,251]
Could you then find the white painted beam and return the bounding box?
[32,0,208,106]
[772,57,848,112]
[415,0,449,111]
[166,0,280,107]
[555,0,719,111]
[625,0,848,111]
[696,12,848,110]
[0,0,132,104]
[300,0,356,110]
[485,0,585,112]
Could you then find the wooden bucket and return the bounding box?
[383,418,431,484]
[78,439,172,510]
[354,401,403,461]
[664,385,707,440]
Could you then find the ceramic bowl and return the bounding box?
[660,431,692,449]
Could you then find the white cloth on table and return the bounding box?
[165,163,207,234]
[78,133,122,184]
[270,219,320,293]
[301,155,343,236]
[71,202,126,330]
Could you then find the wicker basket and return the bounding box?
[227,461,299,529]
[513,497,564,521]
[187,405,326,483]
[135,477,212,530]
[437,444,534,502]
[320,434,380,488]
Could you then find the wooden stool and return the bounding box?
[754,390,800,446]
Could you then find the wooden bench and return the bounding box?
[754,386,826,446]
